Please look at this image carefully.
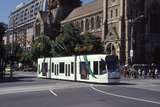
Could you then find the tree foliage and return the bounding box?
[3,42,23,64]
[54,23,104,56]
[31,34,52,61]
[74,32,104,55]
[30,23,104,62]
[53,23,80,56]
[20,52,32,65]
[0,22,7,39]
[0,22,7,59]
[59,0,82,8]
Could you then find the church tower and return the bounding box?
[103,0,126,64]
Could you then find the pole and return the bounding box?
[129,15,144,65]
[130,21,134,64]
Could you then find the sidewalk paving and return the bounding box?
[120,78,160,92]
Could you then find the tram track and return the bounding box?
[90,85,160,105]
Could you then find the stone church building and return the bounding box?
[29,0,160,64]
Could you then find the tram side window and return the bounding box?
[59,62,64,73]
[71,62,74,74]
[52,63,54,73]
[100,61,106,74]
[80,62,89,79]
[93,61,98,75]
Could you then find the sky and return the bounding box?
[0,0,94,24]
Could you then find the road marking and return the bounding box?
[49,89,58,96]
[91,85,160,105]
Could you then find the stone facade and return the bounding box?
[7,0,160,64]
[34,0,82,40]
[62,0,160,64]
[62,0,126,63]
[7,0,46,51]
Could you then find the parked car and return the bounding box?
[5,65,12,74]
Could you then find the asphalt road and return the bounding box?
[0,71,160,107]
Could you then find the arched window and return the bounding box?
[111,10,113,18]
[91,17,95,30]
[75,21,79,29]
[96,16,101,29]
[85,19,90,31]
[115,8,118,17]
[80,20,84,32]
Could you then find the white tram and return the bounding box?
[37,54,120,83]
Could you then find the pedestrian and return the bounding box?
[142,69,146,79]
[154,68,159,79]
[138,68,141,79]
[148,69,152,78]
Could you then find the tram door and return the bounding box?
[42,63,48,76]
[105,55,120,79]
[65,64,70,76]
[54,64,59,76]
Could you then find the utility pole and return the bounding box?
[130,15,144,64]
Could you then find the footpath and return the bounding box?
[120,78,160,92]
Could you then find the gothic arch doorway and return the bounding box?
[105,43,116,55]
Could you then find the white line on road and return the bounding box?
[91,85,160,105]
[49,89,58,96]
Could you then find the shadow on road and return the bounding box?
[0,76,35,83]
[72,81,136,86]
[106,82,136,85]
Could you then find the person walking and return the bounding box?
[154,68,159,79]
[138,68,141,79]
[142,69,146,79]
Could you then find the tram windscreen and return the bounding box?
[105,55,119,72]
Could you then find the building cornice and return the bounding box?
[11,0,36,14]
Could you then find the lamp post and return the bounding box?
[130,15,144,64]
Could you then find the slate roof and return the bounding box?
[64,0,103,21]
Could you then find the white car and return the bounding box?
[5,66,11,73]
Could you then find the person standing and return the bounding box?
[155,68,159,79]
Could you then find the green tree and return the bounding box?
[3,42,23,64]
[12,42,23,62]
[61,0,82,8]
[20,51,32,65]
[53,23,81,56]
[0,22,7,78]
[0,23,7,62]
[53,23,104,56]
[31,34,52,61]
[0,22,7,55]
[3,43,12,64]
[74,32,104,55]
[0,22,7,39]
